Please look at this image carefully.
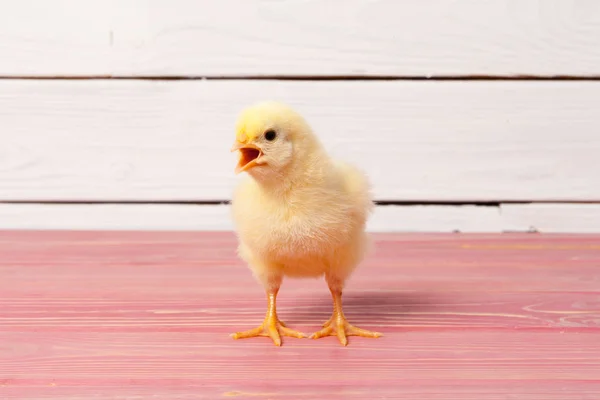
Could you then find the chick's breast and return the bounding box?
[232,165,371,279]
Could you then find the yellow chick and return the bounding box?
[229,101,382,346]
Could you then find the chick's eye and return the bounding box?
[264,130,277,141]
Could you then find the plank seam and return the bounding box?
[2,75,600,81]
[2,200,600,205]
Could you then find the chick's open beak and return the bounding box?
[231,141,263,174]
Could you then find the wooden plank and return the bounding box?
[2,231,599,293]
[2,203,600,232]
[0,204,234,231]
[501,203,600,233]
[2,383,600,400]
[2,80,600,202]
[0,0,117,76]
[0,204,504,232]
[2,0,600,77]
[1,332,599,399]
[0,231,599,399]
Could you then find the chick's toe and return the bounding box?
[231,316,306,346]
[310,314,382,346]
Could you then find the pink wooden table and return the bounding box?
[1,231,599,399]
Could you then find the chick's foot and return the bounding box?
[230,290,306,346]
[310,313,382,346]
[231,317,306,346]
[310,287,382,346]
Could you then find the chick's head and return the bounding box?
[231,101,319,181]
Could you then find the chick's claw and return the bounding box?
[231,317,306,346]
[310,315,382,346]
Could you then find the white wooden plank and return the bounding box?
[1,79,599,202]
[501,203,600,233]
[0,0,118,76]
[370,205,503,233]
[2,0,600,76]
[0,204,233,231]
[1,203,598,232]
[0,204,503,232]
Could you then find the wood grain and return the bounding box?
[2,79,600,202]
[1,0,600,77]
[2,203,600,232]
[0,231,599,398]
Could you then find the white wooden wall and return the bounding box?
[1,0,599,232]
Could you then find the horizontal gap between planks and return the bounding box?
[3,200,600,206]
[2,75,600,81]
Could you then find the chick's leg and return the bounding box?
[231,280,306,346]
[310,277,382,346]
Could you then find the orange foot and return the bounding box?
[310,313,381,346]
[230,291,306,346]
[231,317,306,346]
[309,287,382,346]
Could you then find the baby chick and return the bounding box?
[229,101,381,346]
